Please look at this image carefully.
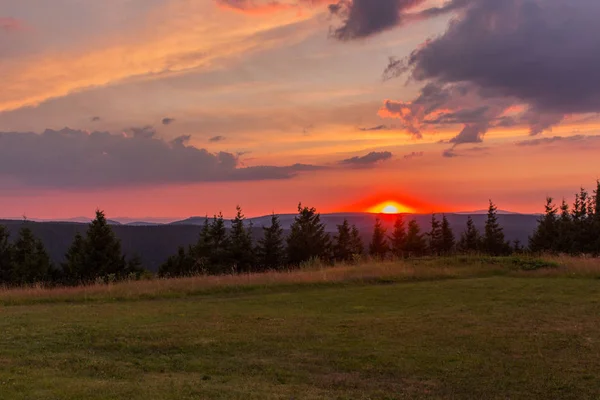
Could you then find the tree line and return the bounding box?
[1,181,598,287]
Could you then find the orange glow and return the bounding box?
[367,201,414,214]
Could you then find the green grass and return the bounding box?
[2,259,600,399]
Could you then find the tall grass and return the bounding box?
[0,256,598,306]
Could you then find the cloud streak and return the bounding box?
[0,128,323,189]
[339,151,393,167]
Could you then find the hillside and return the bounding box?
[0,213,539,272]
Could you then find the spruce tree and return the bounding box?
[0,225,13,285]
[572,188,591,254]
[405,220,426,257]
[11,227,52,285]
[256,214,285,271]
[557,200,574,254]
[207,213,230,274]
[390,215,407,258]
[159,246,194,278]
[190,217,212,273]
[440,215,456,255]
[593,181,600,255]
[458,216,480,253]
[62,232,86,285]
[333,219,354,262]
[349,225,364,259]
[483,200,510,256]
[428,214,443,255]
[369,218,389,259]
[80,210,128,283]
[529,197,559,253]
[228,206,255,273]
[286,204,331,267]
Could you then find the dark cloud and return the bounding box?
[339,151,393,166]
[382,0,600,146]
[442,148,457,158]
[209,135,226,142]
[90,116,101,122]
[515,135,600,147]
[403,151,423,159]
[0,128,323,189]
[359,125,388,132]
[162,118,176,125]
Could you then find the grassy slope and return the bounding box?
[2,264,600,399]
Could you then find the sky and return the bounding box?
[0,0,599,220]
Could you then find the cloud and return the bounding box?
[91,116,101,122]
[0,17,23,33]
[209,135,226,142]
[162,118,176,125]
[0,128,323,189]
[442,148,457,158]
[339,151,393,166]
[403,151,423,159]
[359,125,388,132]
[381,0,600,147]
[515,135,600,147]
[215,0,329,15]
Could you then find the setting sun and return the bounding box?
[367,201,414,214]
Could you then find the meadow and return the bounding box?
[1,256,600,399]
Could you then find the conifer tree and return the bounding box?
[369,218,389,259]
[428,214,444,255]
[11,227,52,285]
[256,214,285,271]
[572,188,593,254]
[228,206,255,273]
[529,197,559,253]
[349,225,364,258]
[483,200,510,256]
[62,232,86,285]
[405,220,426,257]
[593,181,600,255]
[333,219,354,262]
[207,212,231,274]
[458,216,480,253]
[0,225,13,285]
[286,204,331,266]
[440,215,456,255]
[557,200,574,254]
[159,246,194,278]
[390,215,407,258]
[189,217,212,273]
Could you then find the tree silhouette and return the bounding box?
[483,200,510,256]
[389,215,407,258]
[440,215,456,255]
[369,218,389,259]
[228,206,255,273]
[334,219,354,262]
[529,197,559,253]
[62,232,86,285]
[207,213,231,274]
[286,204,331,266]
[256,214,285,271]
[0,225,13,285]
[428,214,443,255]
[11,227,52,285]
[405,220,426,257]
[458,216,480,253]
[350,224,364,259]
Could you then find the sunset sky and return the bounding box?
[0,0,599,220]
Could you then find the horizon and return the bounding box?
[0,1,598,219]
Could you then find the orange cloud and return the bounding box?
[215,0,330,15]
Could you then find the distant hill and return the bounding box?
[0,213,539,273]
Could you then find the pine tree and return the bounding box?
[62,232,86,285]
[557,200,574,254]
[256,214,285,271]
[0,225,13,285]
[286,204,331,267]
[207,213,231,274]
[11,227,52,285]
[369,218,389,259]
[428,214,443,255]
[440,215,455,255]
[405,220,426,257]
[189,217,212,273]
[228,206,255,273]
[529,197,559,253]
[593,181,600,255]
[333,219,354,262]
[159,246,194,278]
[572,188,593,254]
[349,225,364,259]
[389,215,407,258]
[458,216,480,253]
[483,200,510,256]
[79,210,128,283]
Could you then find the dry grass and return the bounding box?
[1,255,598,306]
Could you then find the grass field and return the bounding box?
[1,257,600,399]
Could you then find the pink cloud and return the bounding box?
[0,17,24,33]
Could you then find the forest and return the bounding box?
[0,181,598,287]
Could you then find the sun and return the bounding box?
[367,201,413,214]
[382,204,399,214]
